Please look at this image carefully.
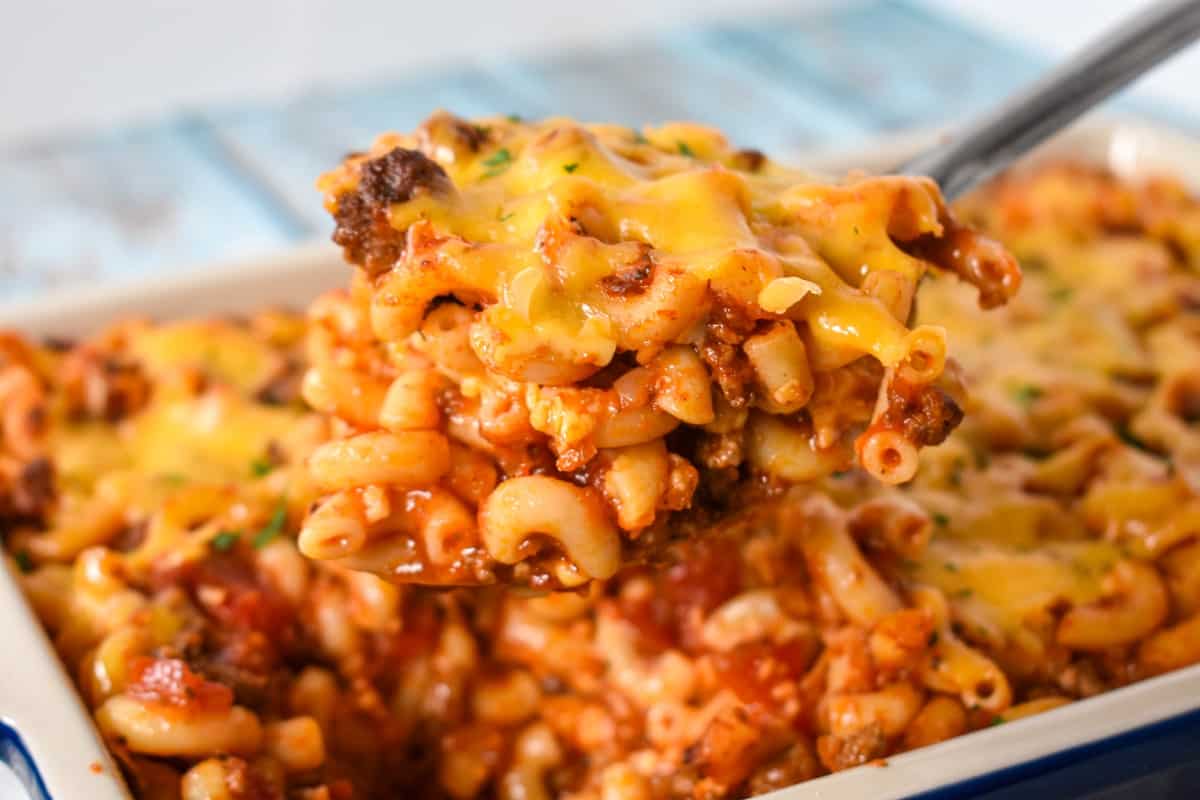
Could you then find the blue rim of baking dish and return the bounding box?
[1,721,51,800]
[912,706,1200,798]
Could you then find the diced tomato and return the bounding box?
[174,554,294,641]
[618,538,743,652]
[126,657,234,712]
[711,640,816,708]
[662,537,743,619]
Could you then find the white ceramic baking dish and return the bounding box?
[2,116,1198,800]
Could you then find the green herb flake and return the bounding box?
[677,141,695,158]
[473,124,491,139]
[1117,426,1151,453]
[990,716,1006,727]
[943,560,959,573]
[253,501,288,549]
[1049,287,1074,303]
[949,458,966,487]
[933,513,951,528]
[211,531,241,552]
[160,473,188,487]
[954,588,974,599]
[563,162,579,174]
[250,458,274,478]
[498,211,514,223]
[13,550,34,574]
[506,113,523,123]
[1012,384,1044,408]
[482,148,512,167]
[481,147,513,177]
[632,129,649,144]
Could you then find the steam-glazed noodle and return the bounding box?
[3,162,1198,800]
[300,112,1020,587]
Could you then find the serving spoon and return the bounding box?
[902,0,1200,200]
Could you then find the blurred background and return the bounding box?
[1,0,1197,303]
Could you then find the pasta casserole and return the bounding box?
[3,153,1200,799]
[300,112,1020,587]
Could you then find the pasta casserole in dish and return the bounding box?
[2,115,1199,800]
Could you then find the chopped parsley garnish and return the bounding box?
[949,458,966,487]
[631,129,649,144]
[253,500,288,549]
[933,513,951,528]
[13,550,34,574]
[943,560,958,572]
[1117,426,1151,453]
[1012,384,1043,408]
[506,113,523,123]
[954,588,974,599]
[563,162,579,174]
[990,716,1006,727]
[482,148,513,177]
[498,211,514,222]
[677,141,695,157]
[483,148,511,166]
[473,124,491,139]
[211,531,241,552]
[250,458,274,478]
[1049,287,1074,303]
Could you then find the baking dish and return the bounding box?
[2,115,1198,800]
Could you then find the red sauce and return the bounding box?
[712,640,816,708]
[387,601,442,664]
[126,657,234,712]
[620,538,743,652]
[166,555,293,641]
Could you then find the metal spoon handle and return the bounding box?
[902,0,1200,199]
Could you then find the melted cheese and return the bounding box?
[911,539,1120,632]
[127,389,301,483]
[319,114,992,375]
[129,321,284,394]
